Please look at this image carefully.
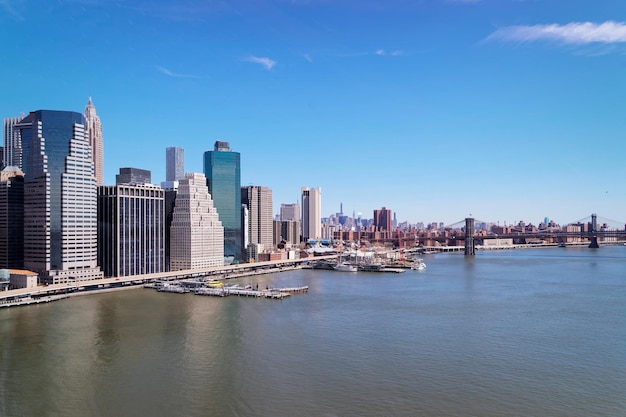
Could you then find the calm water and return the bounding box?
[1,247,625,417]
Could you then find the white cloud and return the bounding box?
[375,49,386,55]
[487,21,626,44]
[245,56,277,70]
[156,66,199,78]
[302,53,313,63]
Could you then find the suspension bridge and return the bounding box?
[442,214,626,255]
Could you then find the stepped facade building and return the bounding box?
[170,172,224,270]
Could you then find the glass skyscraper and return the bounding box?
[203,141,241,261]
[16,110,102,284]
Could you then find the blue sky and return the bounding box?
[2,0,626,227]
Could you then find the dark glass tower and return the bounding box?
[203,141,241,261]
[0,167,24,269]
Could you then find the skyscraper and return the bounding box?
[241,185,273,254]
[280,203,300,222]
[3,115,24,168]
[84,98,104,186]
[203,141,241,261]
[116,167,151,185]
[374,207,393,232]
[301,186,322,241]
[16,110,102,284]
[170,173,224,270]
[166,146,184,182]
[98,178,165,277]
[0,167,24,269]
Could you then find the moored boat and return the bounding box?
[411,260,427,271]
[333,262,358,272]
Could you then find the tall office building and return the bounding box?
[301,186,322,241]
[98,179,165,277]
[84,97,104,186]
[166,146,184,181]
[3,115,24,168]
[241,186,273,254]
[16,110,102,284]
[203,141,241,261]
[0,167,24,269]
[170,172,224,270]
[280,220,300,246]
[280,203,300,222]
[373,207,393,232]
[116,167,151,185]
[162,182,178,272]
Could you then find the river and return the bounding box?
[1,246,625,416]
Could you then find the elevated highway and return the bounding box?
[0,255,338,302]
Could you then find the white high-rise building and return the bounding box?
[170,172,224,270]
[84,98,104,186]
[301,186,322,241]
[241,185,273,254]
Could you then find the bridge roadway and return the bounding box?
[0,255,339,302]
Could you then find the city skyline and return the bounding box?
[2,0,626,225]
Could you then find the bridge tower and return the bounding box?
[464,218,475,256]
[588,213,599,248]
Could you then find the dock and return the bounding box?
[148,282,308,300]
[0,294,70,308]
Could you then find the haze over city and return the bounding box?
[2,0,625,225]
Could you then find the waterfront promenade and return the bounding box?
[0,255,338,303]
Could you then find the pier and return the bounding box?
[150,282,309,300]
[0,294,70,308]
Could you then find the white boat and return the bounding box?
[334,262,358,272]
[411,260,427,271]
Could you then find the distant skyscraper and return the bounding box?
[241,186,273,254]
[97,183,165,277]
[84,98,104,186]
[280,203,300,222]
[116,167,151,185]
[170,172,224,270]
[203,141,241,261]
[166,146,184,181]
[374,207,393,232]
[16,110,102,284]
[0,166,24,269]
[3,115,24,168]
[301,186,322,241]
